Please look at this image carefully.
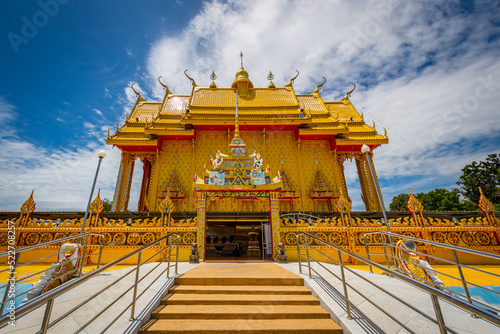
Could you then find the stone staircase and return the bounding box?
[140,263,342,333]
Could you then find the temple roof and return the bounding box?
[107,66,388,151]
[190,87,297,108]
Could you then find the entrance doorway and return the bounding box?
[204,221,267,262]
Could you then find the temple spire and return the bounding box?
[235,90,240,138]
[231,52,253,97]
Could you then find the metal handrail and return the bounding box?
[363,231,500,314]
[0,232,105,314]
[297,231,500,334]
[0,232,180,333]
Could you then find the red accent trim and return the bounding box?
[117,146,157,152]
[193,124,301,131]
[156,134,195,140]
[329,139,380,152]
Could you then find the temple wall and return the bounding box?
[156,140,195,211]
[155,131,340,212]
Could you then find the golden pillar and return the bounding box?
[196,192,207,261]
[355,152,383,211]
[296,139,307,211]
[111,152,136,212]
[138,158,152,211]
[147,151,161,211]
[262,128,267,162]
[332,150,350,203]
[190,139,196,211]
[269,191,281,260]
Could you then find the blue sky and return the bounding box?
[0,0,499,211]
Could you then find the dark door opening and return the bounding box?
[205,221,265,262]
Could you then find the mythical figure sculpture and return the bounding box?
[24,243,81,302]
[396,240,445,290]
[189,242,200,263]
[276,242,287,263]
[210,151,224,171]
[251,151,263,173]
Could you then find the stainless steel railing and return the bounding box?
[0,232,105,315]
[0,232,180,333]
[364,231,500,315]
[297,231,500,334]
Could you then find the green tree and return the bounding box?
[417,188,465,211]
[456,153,500,203]
[389,189,477,211]
[103,198,112,212]
[389,193,410,211]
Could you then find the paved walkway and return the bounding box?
[3,261,500,333]
[278,262,500,334]
[1,262,200,334]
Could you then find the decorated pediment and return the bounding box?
[310,170,338,198]
[160,171,185,199]
[194,134,282,191]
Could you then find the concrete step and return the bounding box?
[170,285,312,295]
[151,304,332,319]
[175,276,304,286]
[140,319,343,333]
[140,263,343,334]
[175,263,305,286]
[161,293,319,305]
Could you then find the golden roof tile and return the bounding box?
[161,96,190,115]
[118,126,146,133]
[346,124,375,133]
[190,88,297,108]
[131,102,160,122]
[297,95,327,114]
[188,107,300,115]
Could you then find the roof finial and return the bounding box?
[290,70,299,83]
[158,76,168,90]
[267,71,275,88]
[240,51,244,68]
[184,69,197,86]
[347,83,356,96]
[317,76,327,90]
[131,83,140,96]
[209,71,217,88]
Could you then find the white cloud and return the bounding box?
[0,97,120,211]
[2,0,499,212]
[93,108,103,116]
[145,0,500,209]
[0,144,121,211]
[83,121,95,129]
[0,97,18,139]
[104,88,112,98]
[125,47,134,58]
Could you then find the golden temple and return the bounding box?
[1,57,498,265]
[107,59,388,215]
